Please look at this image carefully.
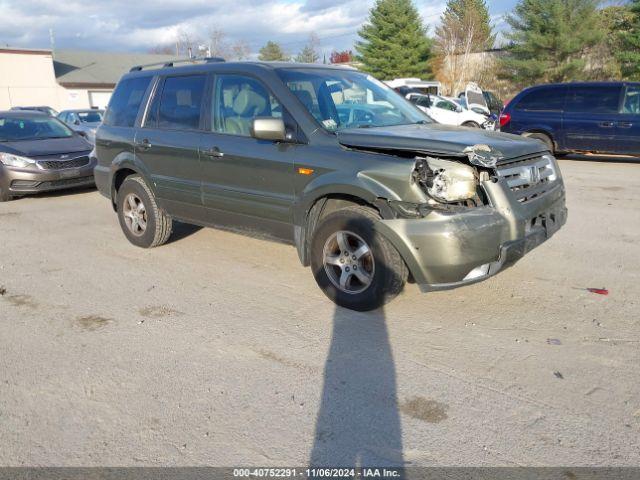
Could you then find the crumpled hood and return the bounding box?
[337,123,548,162]
[0,136,92,158]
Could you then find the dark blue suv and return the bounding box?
[500,82,640,156]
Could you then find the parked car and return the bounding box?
[0,111,95,202]
[10,106,59,117]
[409,94,494,129]
[58,109,104,144]
[500,82,640,156]
[458,89,504,116]
[386,78,441,96]
[95,60,566,311]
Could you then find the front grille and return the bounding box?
[496,155,557,203]
[37,156,90,170]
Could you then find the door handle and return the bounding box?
[599,122,615,128]
[619,122,633,128]
[136,139,152,150]
[203,147,224,158]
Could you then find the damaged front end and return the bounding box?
[356,144,566,290]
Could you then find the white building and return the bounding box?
[0,47,175,111]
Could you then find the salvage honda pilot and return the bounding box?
[94,60,567,311]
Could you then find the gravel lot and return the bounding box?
[0,157,638,467]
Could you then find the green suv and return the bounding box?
[94,59,567,311]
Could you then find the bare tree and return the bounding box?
[434,0,495,95]
[230,40,251,60]
[176,29,202,58]
[207,28,231,58]
[148,45,175,55]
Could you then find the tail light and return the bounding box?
[499,113,511,128]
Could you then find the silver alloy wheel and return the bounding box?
[122,193,147,237]
[323,230,375,294]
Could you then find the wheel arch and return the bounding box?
[522,129,558,152]
[294,192,393,267]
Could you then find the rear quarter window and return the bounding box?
[515,87,565,111]
[103,76,152,128]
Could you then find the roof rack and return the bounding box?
[130,57,225,72]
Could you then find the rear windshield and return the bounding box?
[78,111,103,123]
[0,116,74,142]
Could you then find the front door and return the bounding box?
[562,85,623,153]
[615,84,640,155]
[134,73,207,221]
[199,73,297,238]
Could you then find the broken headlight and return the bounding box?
[414,157,478,203]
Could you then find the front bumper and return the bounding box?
[0,158,97,196]
[375,178,567,291]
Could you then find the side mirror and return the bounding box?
[74,119,80,125]
[77,131,87,138]
[251,117,287,142]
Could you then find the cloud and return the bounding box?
[0,0,508,55]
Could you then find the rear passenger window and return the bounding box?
[516,87,565,111]
[157,75,206,130]
[565,86,622,114]
[103,76,152,127]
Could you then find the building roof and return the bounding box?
[53,50,177,88]
[0,47,52,55]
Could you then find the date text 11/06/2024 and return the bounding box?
[233,468,402,478]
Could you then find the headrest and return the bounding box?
[233,89,267,116]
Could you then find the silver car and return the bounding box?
[58,109,104,144]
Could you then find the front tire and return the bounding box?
[462,121,480,128]
[310,206,407,311]
[117,175,172,248]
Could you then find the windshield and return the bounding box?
[0,116,75,142]
[277,68,430,131]
[77,111,104,123]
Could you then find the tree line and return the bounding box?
[151,0,640,94]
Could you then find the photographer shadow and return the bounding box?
[310,307,404,467]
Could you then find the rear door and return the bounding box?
[134,73,207,221]
[198,73,298,236]
[562,85,623,153]
[615,84,640,155]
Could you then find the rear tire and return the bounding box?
[117,175,172,248]
[0,188,12,202]
[310,206,407,311]
[523,132,554,153]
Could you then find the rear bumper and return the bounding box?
[376,179,567,290]
[0,159,96,196]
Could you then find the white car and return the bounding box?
[408,94,492,129]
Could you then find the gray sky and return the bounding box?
[0,0,514,56]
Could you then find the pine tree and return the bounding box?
[500,0,605,86]
[356,0,433,79]
[295,45,320,63]
[258,41,290,61]
[618,0,640,79]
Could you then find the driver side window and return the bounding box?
[213,75,282,137]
